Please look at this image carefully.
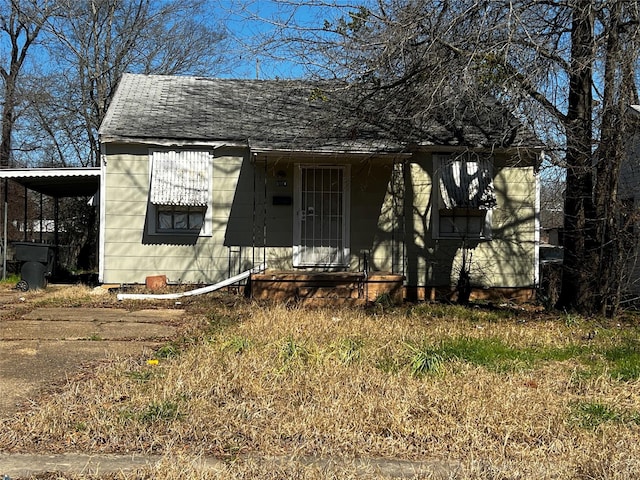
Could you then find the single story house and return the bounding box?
[97,73,543,302]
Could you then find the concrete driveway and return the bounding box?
[0,288,184,419]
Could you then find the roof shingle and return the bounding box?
[99,73,541,152]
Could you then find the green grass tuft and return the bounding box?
[139,400,183,423]
[334,337,364,365]
[279,336,309,365]
[223,335,251,355]
[407,343,445,377]
[156,343,180,359]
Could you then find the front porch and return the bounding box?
[250,271,404,306]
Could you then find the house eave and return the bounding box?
[251,147,412,162]
[99,135,246,149]
[410,143,545,154]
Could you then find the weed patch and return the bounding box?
[155,343,180,359]
[570,401,640,430]
[223,335,252,355]
[333,337,364,365]
[139,400,183,424]
[375,348,402,374]
[406,342,445,377]
[279,336,309,366]
[125,370,154,383]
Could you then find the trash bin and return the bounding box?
[13,242,55,291]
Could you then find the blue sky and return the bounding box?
[216,0,364,79]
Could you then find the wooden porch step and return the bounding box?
[299,297,367,308]
[297,286,361,299]
[250,270,404,305]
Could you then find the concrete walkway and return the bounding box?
[0,296,183,418]
[1,452,459,478]
[1,453,170,477]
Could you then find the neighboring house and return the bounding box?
[98,73,543,301]
[618,105,640,296]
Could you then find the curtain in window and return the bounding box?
[438,155,496,210]
[150,151,211,206]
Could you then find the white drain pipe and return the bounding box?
[117,263,266,301]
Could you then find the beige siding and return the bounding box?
[102,145,537,290]
[402,153,537,289]
[102,144,252,284]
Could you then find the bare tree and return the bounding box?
[249,0,640,315]
[42,0,228,167]
[0,0,53,167]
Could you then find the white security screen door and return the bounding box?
[294,165,350,267]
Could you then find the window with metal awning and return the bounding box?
[148,150,213,235]
[433,153,496,239]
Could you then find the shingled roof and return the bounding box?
[99,73,541,153]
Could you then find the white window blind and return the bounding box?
[150,150,212,206]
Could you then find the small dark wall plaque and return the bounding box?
[272,196,292,205]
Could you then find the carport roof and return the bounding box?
[0,167,100,197]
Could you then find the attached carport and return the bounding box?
[0,167,101,280]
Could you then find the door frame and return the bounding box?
[293,164,351,267]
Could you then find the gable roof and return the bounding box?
[99,73,541,153]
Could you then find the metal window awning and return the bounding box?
[438,158,496,210]
[150,151,211,206]
[0,167,101,197]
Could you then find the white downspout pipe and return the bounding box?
[117,263,266,301]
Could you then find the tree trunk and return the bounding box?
[593,2,623,316]
[557,0,596,313]
[0,68,19,168]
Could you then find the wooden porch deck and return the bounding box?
[250,271,404,306]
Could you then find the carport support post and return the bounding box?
[23,185,27,241]
[3,178,7,280]
[54,197,59,247]
[39,193,43,243]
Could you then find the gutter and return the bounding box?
[116,263,266,301]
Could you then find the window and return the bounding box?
[433,153,496,239]
[157,205,205,232]
[148,150,212,236]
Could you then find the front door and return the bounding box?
[294,165,350,267]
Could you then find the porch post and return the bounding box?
[54,197,59,247]
[263,156,267,266]
[392,159,397,274]
[402,160,407,278]
[251,152,256,268]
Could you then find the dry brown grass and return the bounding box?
[2,293,640,478]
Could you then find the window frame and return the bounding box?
[432,153,494,240]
